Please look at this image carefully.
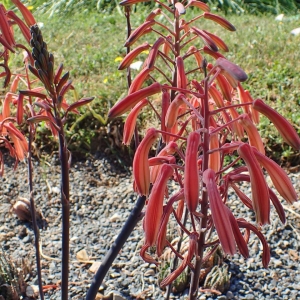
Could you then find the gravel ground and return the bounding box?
[0,153,299,300]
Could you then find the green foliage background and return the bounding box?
[6,0,300,15]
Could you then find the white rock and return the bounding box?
[275,14,284,21]
[52,186,60,194]
[110,213,121,222]
[130,61,143,70]
[26,285,39,297]
[291,28,300,36]
[89,261,101,273]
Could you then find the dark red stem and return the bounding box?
[27,129,44,300]
[189,78,210,299]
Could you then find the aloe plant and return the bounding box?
[0,1,93,299]
[88,1,299,299]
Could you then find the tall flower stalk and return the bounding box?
[0,3,93,299]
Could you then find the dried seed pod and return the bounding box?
[12,198,31,221]
[12,198,43,222]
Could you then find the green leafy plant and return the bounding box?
[87,1,299,299]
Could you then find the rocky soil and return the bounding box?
[0,153,299,300]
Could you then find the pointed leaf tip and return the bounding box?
[216,58,248,82]
[203,12,236,31]
[186,0,210,12]
[120,0,151,5]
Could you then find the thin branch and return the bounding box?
[27,130,44,300]
[86,196,146,300]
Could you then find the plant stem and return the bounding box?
[27,129,44,300]
[189,78,210,300]
[56,118,70,300]
[86,195,146,300]
[165,206,189,299]
[124,6,140,149]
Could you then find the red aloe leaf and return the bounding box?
[226,207,249,258]
[156,189,184,257]
[66,97,94,114]
[237,219,270,268]
[161,90,170,143]
[109,82,161,118]
[186,46,203,68]
[0,35,15,52]
[208,127,220,173]
[148,155,175,167]
[118,42,150,70]
[3,122,24,140]
[124,20,155,47]
[120,0,151,5]
[145,8,161,21]
[213,71,232,102]
[147,37,165,69]
[133,128,159,195]
[186,0,210,12]
[203,46,225,60]
[239,114,265,155]
[253,99,300,150]
[122,98,148,145]
[0,4,15,47]
[203,30,229,52]
[160,232,198,288]
[2,92,13,119]
[7,11,31,44]
[191,27,218,52]
[215,57,248,82]
[230,182,253,210]
[150,141,178,184]
[165,93,185,128]
[203,168,237,255]
[268,188,286,224]
[176,56,188,90]
[16,93,24,125]
[203,12,236,31]
[27,115,60,132]
[19,90,48,99]
[252,148,298,204]
[184,131,200,214]
[33,101,52,112]
[11,0,36,26]
[10,134,26,161]
[128,68,152,94]
[237,83,250,114]
[225,101,244,139]
[143,164,174,263]
[10,75,20,93]
[237,143,270,225]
